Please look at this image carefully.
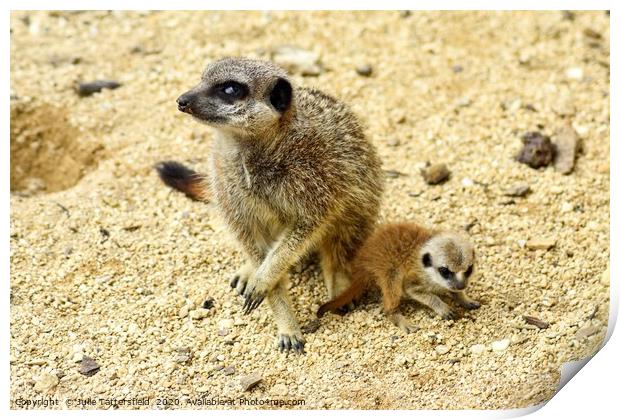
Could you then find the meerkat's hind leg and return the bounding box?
[319,238,353,304]
[267,281,305,354]
[452,291,481,310]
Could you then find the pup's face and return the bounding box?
[176,58,293,135]
[420,233,475,292]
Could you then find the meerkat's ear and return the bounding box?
[422,253,432,267]
[269,78,292,113]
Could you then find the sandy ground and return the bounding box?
[10,11,610,409]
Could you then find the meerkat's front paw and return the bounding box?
[397,318,420,334]
[277,333,306,354]
[452,292,481,310]
[241,275,269,315]
[437,307,457,320]
[230,263,255,296]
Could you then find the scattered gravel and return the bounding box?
[10,10,609,410]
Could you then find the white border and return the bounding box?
[3,2,616,419]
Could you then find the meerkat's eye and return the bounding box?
[438,267,452,279]
[213,81,248,101]
[464,265,474,277]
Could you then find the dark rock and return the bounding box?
[523,315,550,329]
[202,298,215,309]
[452,64,463,73]
[583,28,602,39]
[516,132,555,169]
[76,80,122,97]
[79,356,100,377]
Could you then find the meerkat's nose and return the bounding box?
[177,94,193,113]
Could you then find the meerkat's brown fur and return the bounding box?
[159,58,384,353]
[318,222,480,333]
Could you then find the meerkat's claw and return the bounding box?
[277,334,305,354]
[230,275,239,289]
[462,300,481,310]
[441,309,457,320]
[242,290,265,314]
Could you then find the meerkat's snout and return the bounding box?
[176,93,193,113]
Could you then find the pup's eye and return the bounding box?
[464,265,474,277]
[438,267,452,279]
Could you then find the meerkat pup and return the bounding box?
[317,222,480,333]
[157,58,383,353]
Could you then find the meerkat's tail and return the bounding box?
[317,277,369,317]
[155,161,209,202]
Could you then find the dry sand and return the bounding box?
[10,11,610,409]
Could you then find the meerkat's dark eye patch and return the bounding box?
[269,78,293,113]
[422,253,432,267]
[211,81,248,102]
[438,267,452,279]
[464,265,474,277]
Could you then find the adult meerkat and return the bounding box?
[317,222,480,333]
[157,58,383,353]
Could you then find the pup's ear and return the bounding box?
[269,78,292,113]
[422,253,432,268]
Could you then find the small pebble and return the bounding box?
[421,163,451,185]
[504,182,531,197]
[355,64,373,77]
[435,345,450,355]
[525,238,556,251]
[271,383,288,396]
[190,308,210,320]
[516,132,555,169]
[523,315,549,329]
[223,365,236,376]
[79,356,100,376]
[491,339,510,352]
[575,325,599,340]
[76,80,121,97]
[33,371,59,393]
[565,67,584,81]
[470,344,486,355]
[271,46,321,76]
[240,372,263,391]
[172,348,192,364]
[553,124,580,175]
